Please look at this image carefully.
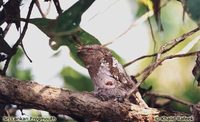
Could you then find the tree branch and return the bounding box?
[35,0,46,18]
[53,0,62,15]
[145,92,193,106]
[2,0,35,75]
[129,50,200,94]
[124,26,200,68]
[0,76,191,121]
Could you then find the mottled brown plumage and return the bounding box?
[78,44,135,101]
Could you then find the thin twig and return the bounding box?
[123,53,157,67]
[106,0,170,45]
[163,51,200,60]
[19,42,32,62]
[87,0,121,22]
[106,10,154,45]
[35,0,46,18]
[145,92,193,106]
[177,35,200,54]
[147,16,157,53]
[130,50,200,94]
[145,3,157,54]
[124,26,200,68]
[44,0,52,16]
[53,0,62,15]
[3,24,11,37]
[156,26,200,61]
[137,51,200,79]
[1,0,35,75]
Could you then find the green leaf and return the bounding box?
[181,0,200,25]
[135,2,148,17]
[56,0,96,32]
[30,0,95,36]
[30,0,124,67]
[111,51,124,64]
[29,0,99,66]
[8,49,32,80]
[29,18,55,36]
[60,67,93,92]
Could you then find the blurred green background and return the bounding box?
[136,0,200,113]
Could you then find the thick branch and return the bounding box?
[0,76,189,121]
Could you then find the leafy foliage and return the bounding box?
[60,67,93,91]
[135,0,200,112]
[8,49,32,80]
[181,0,200,25]
[29,0,124,66]
[29,0,100,66]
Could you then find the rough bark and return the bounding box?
[0,76,192,122]
[78,44,134,100]
[191,102,200,122]
[0,44,194,121]
[78,44,148,108]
